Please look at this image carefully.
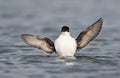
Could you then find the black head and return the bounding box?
[61,26,69,32]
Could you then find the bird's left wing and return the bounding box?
[21,34,55,54]
[76,18,103,50]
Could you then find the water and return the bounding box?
[0,0,120,78]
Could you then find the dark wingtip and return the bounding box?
[99,17,103,20]
[92,18,103,29]
[98,18,103,24]
[98,17,103,31]
[93,17,103,36]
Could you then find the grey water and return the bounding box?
[0,0,120,78]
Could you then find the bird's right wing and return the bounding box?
[76,18,103,50]
[21,34,55,54]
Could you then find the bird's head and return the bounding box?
[61,26,70,35]
[61,26,69,32]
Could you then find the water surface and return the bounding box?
[0,0,120,78]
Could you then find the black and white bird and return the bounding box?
[21,18,103,57]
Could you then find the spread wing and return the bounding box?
[21,34,55,54]
[76,18,103,50]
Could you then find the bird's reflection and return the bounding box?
[20,55,117,67]
[75,56,93,61]
[21,55,93,62]
[56,56,94,66]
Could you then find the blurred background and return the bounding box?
[0,0,120,78]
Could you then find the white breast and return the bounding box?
[54,32,77,57]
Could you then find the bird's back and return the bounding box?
[54,32,77,57]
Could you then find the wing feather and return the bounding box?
[76,18,103,50]
[21,34,55,54]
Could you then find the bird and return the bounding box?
[21,18,103,57]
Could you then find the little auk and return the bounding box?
[21,18,103,57]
